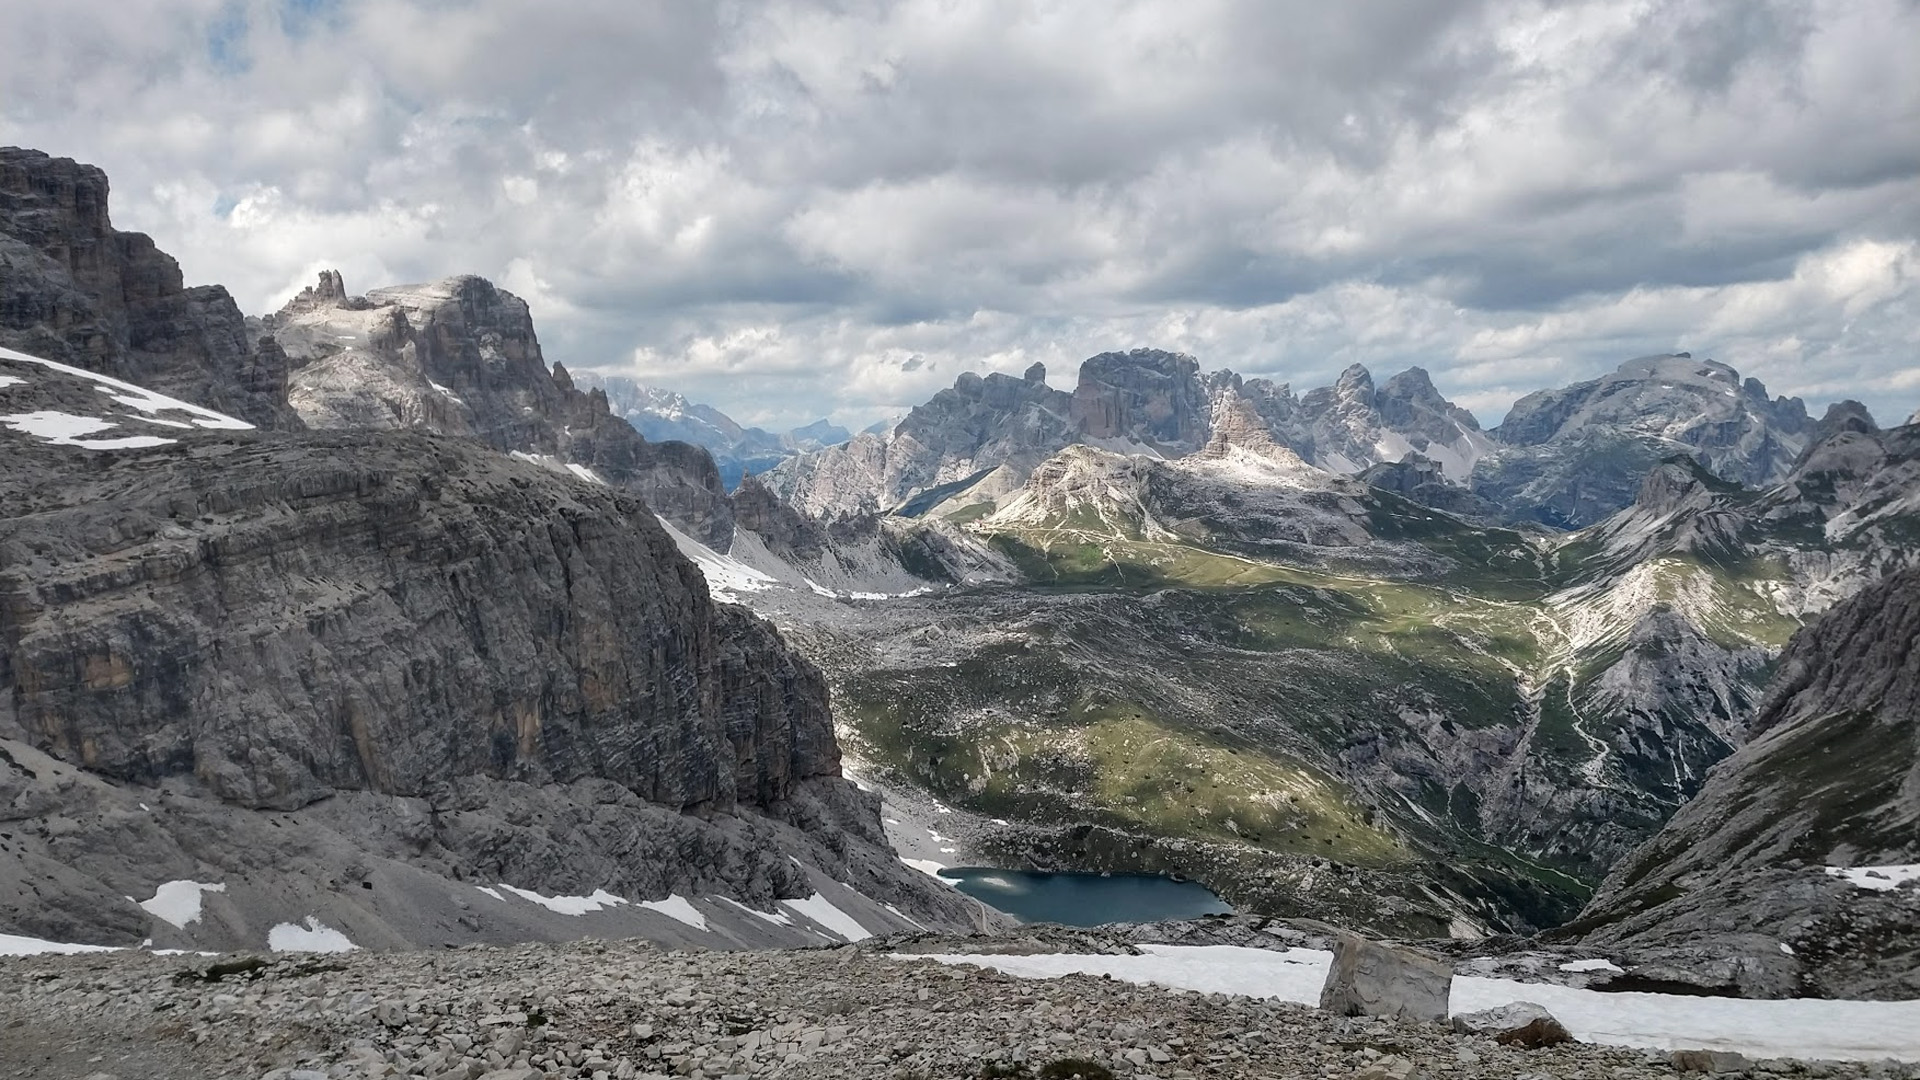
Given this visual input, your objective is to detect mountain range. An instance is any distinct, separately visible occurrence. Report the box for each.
[734,342,1918,972]
[762,347,1838,530]
[4,145,1916,1002]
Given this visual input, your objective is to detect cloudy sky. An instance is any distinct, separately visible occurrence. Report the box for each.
[2,0,1916,429]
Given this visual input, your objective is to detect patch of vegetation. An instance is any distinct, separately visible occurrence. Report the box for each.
[945,502,995,525]
[1069,704,1406,863]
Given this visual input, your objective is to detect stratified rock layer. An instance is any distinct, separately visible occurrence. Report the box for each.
[0,147,300,429]
[0,427,811,815]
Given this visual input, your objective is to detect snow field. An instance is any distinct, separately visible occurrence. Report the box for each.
[0,346,255,451]
[1824,864,1920,891]
[908,945,1920,1063]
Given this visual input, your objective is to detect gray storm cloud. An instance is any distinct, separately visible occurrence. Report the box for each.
[1,0,1914,429]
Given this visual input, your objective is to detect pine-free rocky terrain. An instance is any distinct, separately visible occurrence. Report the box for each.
[5,144,1920,1077]
[7,932,1917,1080]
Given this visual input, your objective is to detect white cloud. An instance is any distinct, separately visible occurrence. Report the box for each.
[0,0,1913,428]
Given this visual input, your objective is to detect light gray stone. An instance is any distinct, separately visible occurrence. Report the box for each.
[1450,1001,1573,1048]
[1317,935,1452,1023]
[1671,1048,1753,1073]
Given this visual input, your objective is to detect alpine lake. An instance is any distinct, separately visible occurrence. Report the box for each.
[937,867,1233,926]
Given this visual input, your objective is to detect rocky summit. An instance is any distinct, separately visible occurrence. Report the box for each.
[258,271,735,551]
[0,148,300,430]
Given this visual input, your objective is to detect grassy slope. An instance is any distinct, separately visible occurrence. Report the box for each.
[841,490,1804,930]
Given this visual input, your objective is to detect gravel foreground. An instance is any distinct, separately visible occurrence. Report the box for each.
[2,938,1909,1080]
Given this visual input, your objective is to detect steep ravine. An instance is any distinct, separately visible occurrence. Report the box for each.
[1562,565,1920,999]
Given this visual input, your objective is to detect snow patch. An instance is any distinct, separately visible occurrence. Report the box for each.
[138,880,227,930]
[653,513,778,601]
[1560,957,1625,974]
[0,410,178,449]
[266,917,357,953]
[1824,864,1920,891]
[475,886,504,902]
[900,857,950,877]
[0,375,24,388]
[637,895,709,931]
[779,893,873,942]
[712,896,795,928]
[496,884,629,916]
[0,933,121,956]
[0,346,253,431]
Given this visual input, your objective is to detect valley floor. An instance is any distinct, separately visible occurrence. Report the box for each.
[4,936,1915,1080]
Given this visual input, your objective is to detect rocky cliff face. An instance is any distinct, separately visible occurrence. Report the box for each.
[1564,566,1920,1000]
[1475,354,1815,527]
[1068,349,1211,452]
[0,433,820,815]
[0,148,299,430]
[0,351,979,950]
[262,273,736,549]
[764,362,1075,516]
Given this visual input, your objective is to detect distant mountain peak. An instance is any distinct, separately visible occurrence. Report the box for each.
[579,374,849,489]
[1815,400,1879,440]
[1611,351,1740,385]
[1333,362,1375,394]
[1487,353,1814,501]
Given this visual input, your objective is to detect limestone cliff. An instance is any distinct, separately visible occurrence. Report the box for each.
[0,147,300,429]
[0,148,981,952]
[1068,349,1211,452]
[763,362,1074,516]
[0,352,980,949]
[262,272,734,549]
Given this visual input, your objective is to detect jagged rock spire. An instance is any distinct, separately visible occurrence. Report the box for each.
[276,270,351,318]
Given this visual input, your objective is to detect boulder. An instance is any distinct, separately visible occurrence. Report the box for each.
[1317,934,1452,1022]
[1450,1001,1574,1047]
[1350,1055,1418,1080]
[1670,1049,1752,1074]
